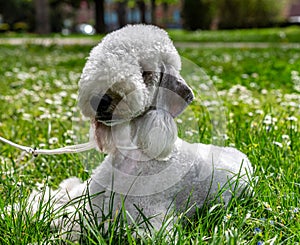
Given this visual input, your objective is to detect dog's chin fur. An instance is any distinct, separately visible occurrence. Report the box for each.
[133,109,177,160]
[93,109,177,160]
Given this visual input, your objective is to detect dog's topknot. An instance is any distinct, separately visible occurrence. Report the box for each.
[78,24,181,119]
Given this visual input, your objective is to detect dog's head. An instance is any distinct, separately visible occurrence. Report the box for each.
[78,25,194,160]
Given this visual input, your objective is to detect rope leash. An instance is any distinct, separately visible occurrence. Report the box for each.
[0,136,95,156]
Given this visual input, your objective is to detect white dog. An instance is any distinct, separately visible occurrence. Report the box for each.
[28,24,252,239]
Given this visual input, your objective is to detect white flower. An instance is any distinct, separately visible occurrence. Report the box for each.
[287,116,298,122]
[71,93,78,100]
[35,182,45,190]
[221,134,229,140]
[39,143,46,148]
[59,91,67,97]
[32,84,42,91]
[291,70,299,76]
[54,79,63,87]
[278,31,286,39]
[241,74,249,79]
[263,202,272,211]
[245,212,251,220]
[22,113,31,121]
[224,213,232,222]
[66,130,74,135]
[176,119,183,124]
[65,139,73,144]
[255,109,263,115]
[282,134,289,140]
[48,137,58,145]
[273,141,283,148]
[263,115,277,125]
[65,111,73,117]
[38,106,47,112]
[45,98,53,105]
[185,131,194,136]
[39,113,51,120]
[71,117,80,122]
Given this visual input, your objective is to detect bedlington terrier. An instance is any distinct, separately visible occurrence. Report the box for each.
[28,24,253,238]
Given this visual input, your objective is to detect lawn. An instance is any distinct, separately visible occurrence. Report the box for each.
[169,26,300,43]
[0,31,299,244]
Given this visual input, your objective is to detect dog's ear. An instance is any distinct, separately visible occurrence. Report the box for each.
[93,120,115,153]
[148,65,194,118]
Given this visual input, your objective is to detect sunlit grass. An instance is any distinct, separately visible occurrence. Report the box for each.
[169,26,300,43]
[0,42,299,244]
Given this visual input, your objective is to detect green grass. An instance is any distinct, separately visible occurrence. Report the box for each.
[169,26,300,43]
[0,38,299,244]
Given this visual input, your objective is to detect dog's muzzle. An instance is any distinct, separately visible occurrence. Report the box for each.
[91,64,194,125]
[154,64,194,118]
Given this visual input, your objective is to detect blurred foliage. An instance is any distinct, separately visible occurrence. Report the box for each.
[0,0,81,32]
[182,0,215,30]
[217,0,287,29]
[0,0,34,31]
[0,0,293,33]
[181,0,288,30]
[0,23,10,32]
[13,22,29,32]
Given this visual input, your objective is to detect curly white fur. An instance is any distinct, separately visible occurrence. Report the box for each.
[27,24,253,240]
[78,25,181,120]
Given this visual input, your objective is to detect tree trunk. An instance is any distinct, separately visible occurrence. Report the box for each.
[117,1,127,28]
[137,0,146,23]
[34,0,50,34]
[162,2,168,27]
[95,0,106,33]
[151,0,156,25]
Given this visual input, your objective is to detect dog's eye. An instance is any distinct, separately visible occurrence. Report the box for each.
[90,94,112,112]
[143,71,160,87]
[98,94,112,111]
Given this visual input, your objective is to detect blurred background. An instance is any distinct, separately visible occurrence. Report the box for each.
[0,0,300,35]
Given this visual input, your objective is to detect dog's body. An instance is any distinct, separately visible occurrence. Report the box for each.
[27,24,252,238]
[30,136,251,235]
